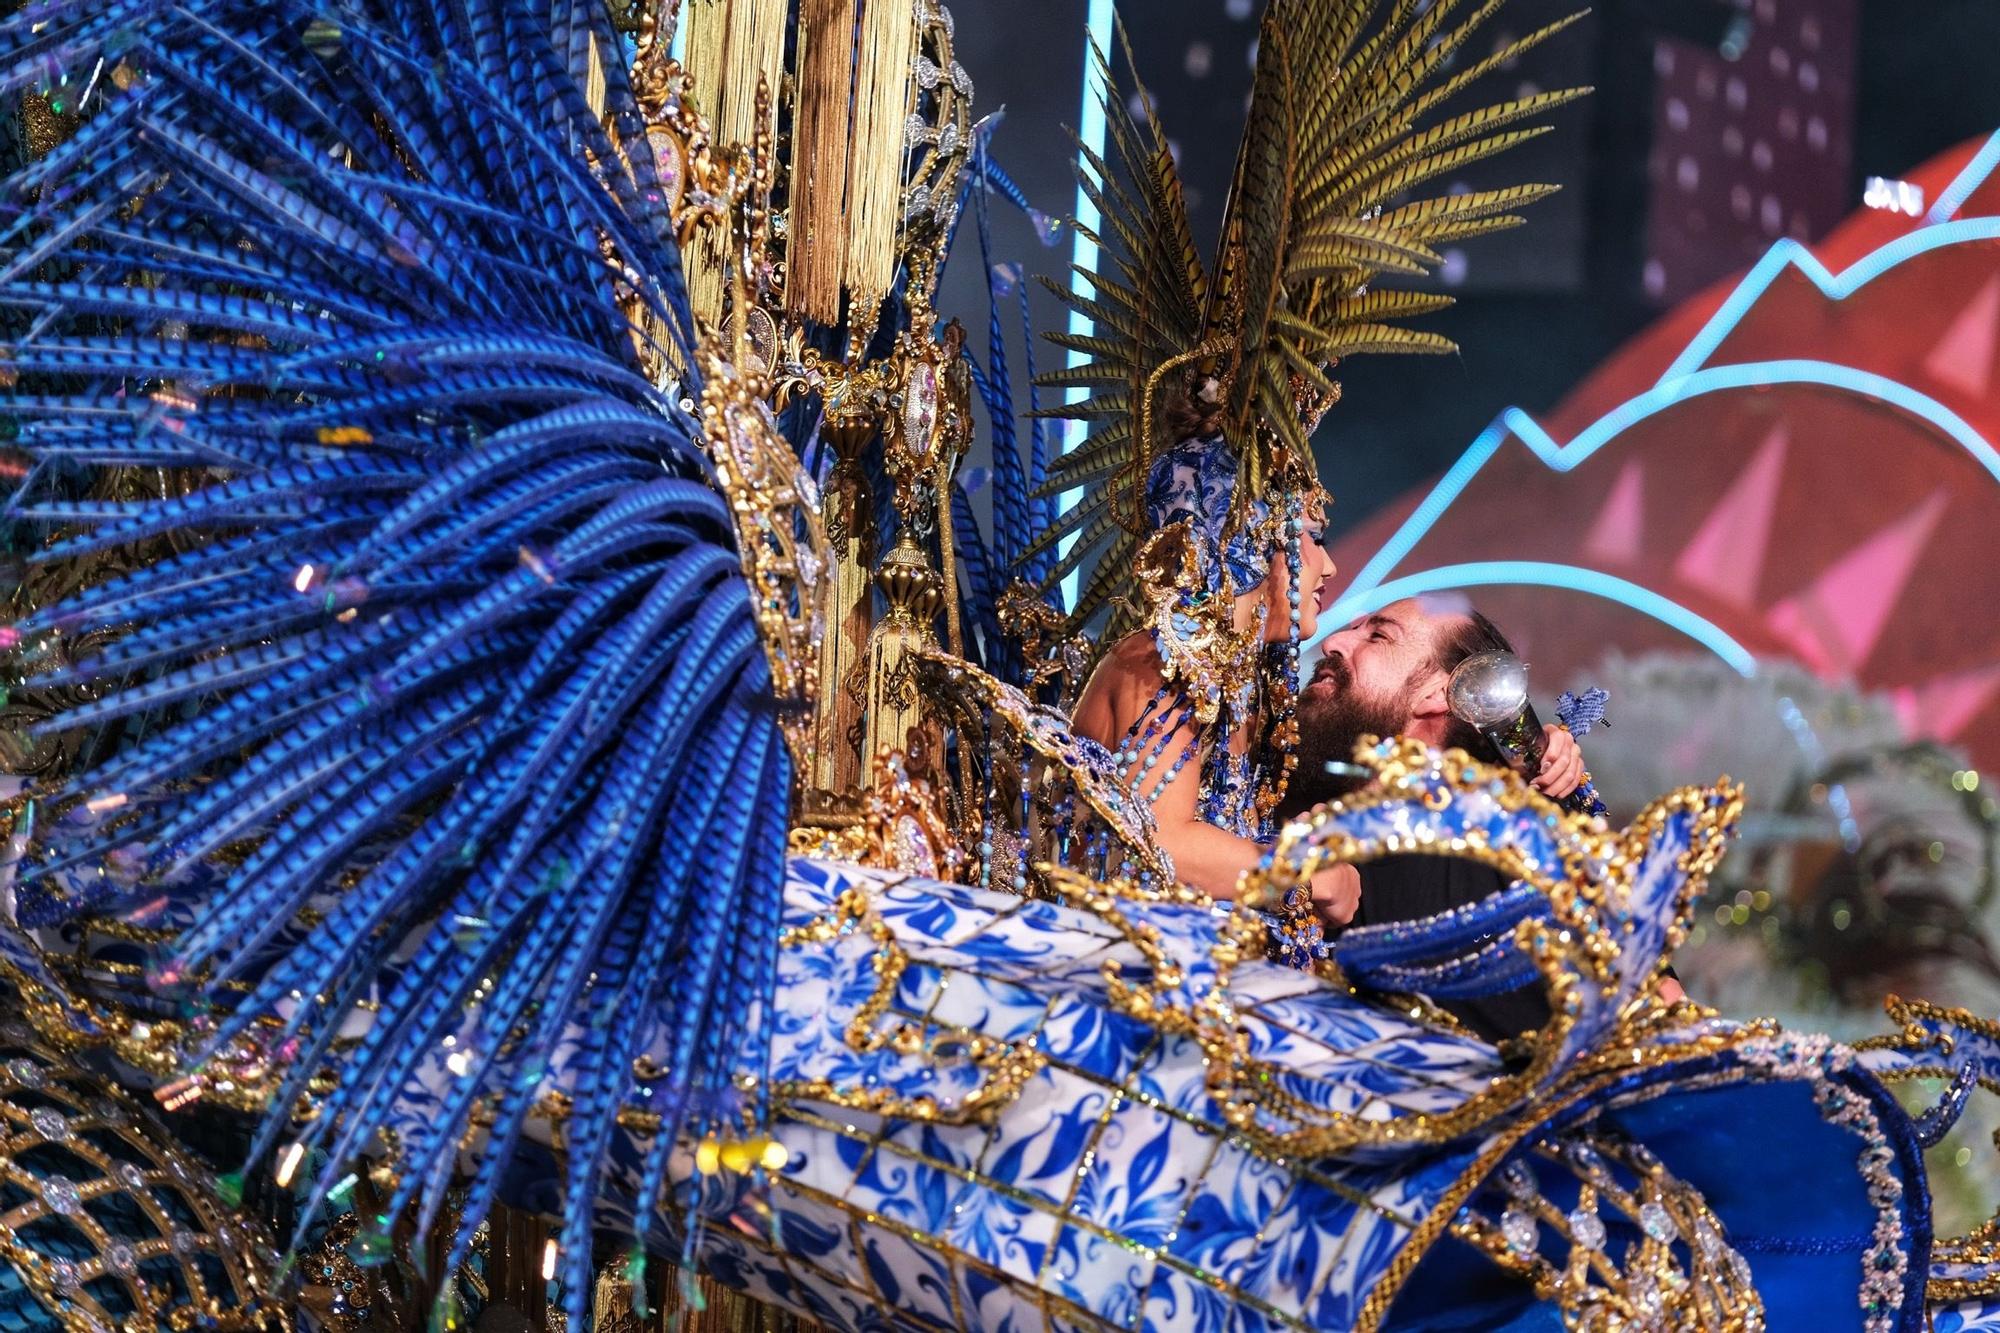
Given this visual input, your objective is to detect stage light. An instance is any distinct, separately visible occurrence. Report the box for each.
[1863,176,1925,217]
[1717,15,1752,62]
[1059,0,1118,612]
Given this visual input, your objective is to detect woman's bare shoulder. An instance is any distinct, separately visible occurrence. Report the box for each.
[1073,631,1167,744]
[1093,631,1168,695]
[1103,629,1166,674]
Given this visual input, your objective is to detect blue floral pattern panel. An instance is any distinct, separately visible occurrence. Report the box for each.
[626,851,1950,1332]
[13,748,1979,1332]
[683,855,1511,1331]
[1934,1299,2000,1332]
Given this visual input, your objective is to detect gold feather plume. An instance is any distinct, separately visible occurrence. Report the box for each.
[1033,0,1588,636]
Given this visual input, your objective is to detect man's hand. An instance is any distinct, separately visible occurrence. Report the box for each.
[1532,724,1585,800]
[1309,864,1360,930]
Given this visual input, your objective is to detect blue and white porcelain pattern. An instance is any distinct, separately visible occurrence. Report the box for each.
[9,754,1997,1329]
[1937,1300,2000,1332]
[624,757,1994,1330]
[620,844,1952,1320]
[625,839,1947,1329]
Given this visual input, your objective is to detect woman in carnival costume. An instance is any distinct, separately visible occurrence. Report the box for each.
[2,0,1998,1329]
[1029,9,1597,921]
[1057,256,1583,933]
[1068,387,1588,913]
[1068,373,1340,881]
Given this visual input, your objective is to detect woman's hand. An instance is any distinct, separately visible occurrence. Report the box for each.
[1309,863,1360,930]
[1532,725,1586,799]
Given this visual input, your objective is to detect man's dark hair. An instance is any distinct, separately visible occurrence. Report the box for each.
[1428,608,1515,677]
[1428,609,1514,764]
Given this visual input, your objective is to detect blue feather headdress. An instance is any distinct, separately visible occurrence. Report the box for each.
[0,0,788,1321]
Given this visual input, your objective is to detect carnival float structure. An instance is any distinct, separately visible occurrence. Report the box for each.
[0,0,1995,1330]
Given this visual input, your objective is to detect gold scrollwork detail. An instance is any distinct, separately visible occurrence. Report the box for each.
[1135,744,1744,1161]
[770,886,1045,1124]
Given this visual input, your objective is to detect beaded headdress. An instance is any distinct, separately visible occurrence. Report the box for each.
[1142,432,1270,596]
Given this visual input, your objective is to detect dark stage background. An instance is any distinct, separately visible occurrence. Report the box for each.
[937,0,2000,542]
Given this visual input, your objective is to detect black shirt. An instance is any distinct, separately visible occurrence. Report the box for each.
[1353,855,1550,1045]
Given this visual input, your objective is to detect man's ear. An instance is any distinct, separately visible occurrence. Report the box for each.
[1410,669,1452,722]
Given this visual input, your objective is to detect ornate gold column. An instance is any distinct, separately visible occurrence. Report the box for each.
[808,414,879,806]
[863,531,945,778]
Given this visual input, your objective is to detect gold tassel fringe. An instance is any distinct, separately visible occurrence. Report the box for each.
[785,0,861,325]
[841,0,917,326]
[679,0,789,326]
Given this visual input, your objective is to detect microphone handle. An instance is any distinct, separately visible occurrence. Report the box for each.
[1479,701,1548,773]
[1478,704,1608,818]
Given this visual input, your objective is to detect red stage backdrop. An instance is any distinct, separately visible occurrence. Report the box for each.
[1327,133,2000,772]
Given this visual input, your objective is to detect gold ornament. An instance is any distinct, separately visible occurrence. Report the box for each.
[0,1034,290,1333]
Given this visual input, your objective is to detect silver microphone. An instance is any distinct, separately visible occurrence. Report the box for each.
[1445,650,1548,775]
[1447,649,1608,816]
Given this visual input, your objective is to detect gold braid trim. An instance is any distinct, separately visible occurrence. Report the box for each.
[769,886,1046,1124]
[1188,741,1741,1159]
[1852,994,2000,1301]
[1353,1021,1774,1332]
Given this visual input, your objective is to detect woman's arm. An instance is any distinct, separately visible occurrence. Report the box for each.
[1146,724,1358,917]
[1074,637,1259,897]
[1073,634,1355,915]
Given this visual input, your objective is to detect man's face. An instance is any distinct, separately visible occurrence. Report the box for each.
[1301,598,1443,724]
[1285,599,1451,812]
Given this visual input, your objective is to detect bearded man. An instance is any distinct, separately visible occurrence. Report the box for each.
[1279,595,1683,1040]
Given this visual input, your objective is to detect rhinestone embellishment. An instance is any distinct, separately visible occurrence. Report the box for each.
[41,1176,83,1215]
[27,1106,71,1141]
[1568,1206,1607,1251]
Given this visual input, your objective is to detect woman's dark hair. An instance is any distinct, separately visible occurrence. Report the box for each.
[1160,368,1226,444]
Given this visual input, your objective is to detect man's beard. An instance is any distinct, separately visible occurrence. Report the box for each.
[1279,660,1412,818]
[1277,657,1498,820]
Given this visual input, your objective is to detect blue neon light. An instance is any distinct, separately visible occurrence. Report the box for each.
[1927,129,2000,223]
[1316,563,1760,676]
[1059,0,1116,611]
[1662,217,2000,380]
[1328,125,2000,679]
[1339,358,2000,604]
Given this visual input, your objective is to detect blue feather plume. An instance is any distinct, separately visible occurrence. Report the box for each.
[0,0,787,1322]
[949,138,1064,685]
